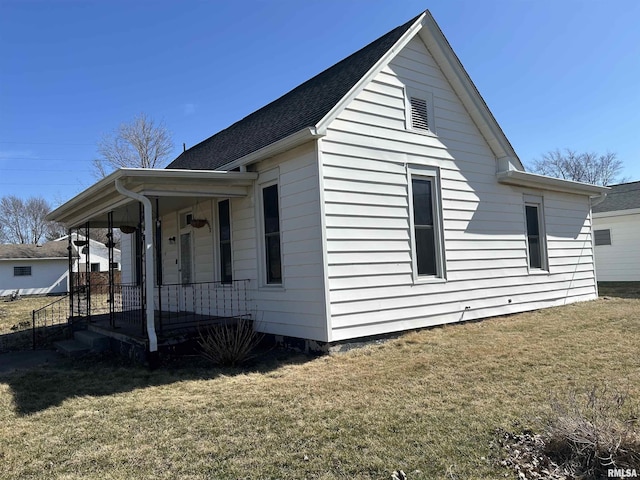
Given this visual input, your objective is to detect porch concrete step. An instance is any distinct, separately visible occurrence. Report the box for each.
[74,330,110,352]
[53,339,90,358]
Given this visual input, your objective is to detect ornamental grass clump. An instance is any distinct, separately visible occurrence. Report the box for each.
[542,386,640,479]
[197,317,264,367]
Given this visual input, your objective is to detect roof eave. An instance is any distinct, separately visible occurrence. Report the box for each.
[315,12,427,134]
[47,168,259,227]
[497,170,610,196]
[418,12,523,169]
[593,207,640,218]
[215,127,324,171]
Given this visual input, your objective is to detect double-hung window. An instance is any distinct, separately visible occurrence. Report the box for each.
[524,195,547,271]
[262,183,282,285]
[409,167,445,280]
[218,199,232,284]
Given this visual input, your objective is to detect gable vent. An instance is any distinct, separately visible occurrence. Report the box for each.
[410,97,429,131]
[594,229,611,246]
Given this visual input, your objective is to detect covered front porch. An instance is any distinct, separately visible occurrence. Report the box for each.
[47,168,258,353]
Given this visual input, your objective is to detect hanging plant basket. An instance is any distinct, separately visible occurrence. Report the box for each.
[104,240,116,249]
[190,218,209,229]
[119,225,136,234]
[73,240,88,247]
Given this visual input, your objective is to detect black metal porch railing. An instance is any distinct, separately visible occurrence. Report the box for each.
[77,279,251,337]
[32,294,70,349]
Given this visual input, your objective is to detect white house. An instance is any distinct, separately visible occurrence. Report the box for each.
[592,181,640,281]
[0,242,72,296]
[47,10,608,354]
[55,233,121,273]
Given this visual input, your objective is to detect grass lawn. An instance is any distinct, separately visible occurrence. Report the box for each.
[1,290,639,479]
[0,296,64,351]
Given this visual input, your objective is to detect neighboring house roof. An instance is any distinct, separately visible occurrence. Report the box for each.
[167,13,422,171]
[0,242,74,260]
[592,181,640,213]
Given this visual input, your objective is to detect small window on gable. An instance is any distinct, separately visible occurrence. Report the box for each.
[410,97,429,131]
[594,229,611,246]
[406,88,434,134]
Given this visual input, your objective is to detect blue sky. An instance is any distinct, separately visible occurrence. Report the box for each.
[1,0,639,206]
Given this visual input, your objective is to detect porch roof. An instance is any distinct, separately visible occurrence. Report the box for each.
[47,168,258,228]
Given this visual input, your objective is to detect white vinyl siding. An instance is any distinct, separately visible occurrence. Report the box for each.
[320,35,597,342]
[0,259,69,296]
[593,211,640,281]
[218,143,327,341]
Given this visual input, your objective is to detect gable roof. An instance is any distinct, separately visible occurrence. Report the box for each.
[0,242,73,260]
[167,13,423,171]
[592,181,640,213]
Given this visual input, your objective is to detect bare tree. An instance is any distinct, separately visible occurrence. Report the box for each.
[92,112,174,178]
[529,149,626,186]
[0,195,56,244]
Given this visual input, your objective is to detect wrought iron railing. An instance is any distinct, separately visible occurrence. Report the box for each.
[32,294,70,349]
[75,280,251,337]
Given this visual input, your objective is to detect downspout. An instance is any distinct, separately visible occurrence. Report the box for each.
[115,178,158,353]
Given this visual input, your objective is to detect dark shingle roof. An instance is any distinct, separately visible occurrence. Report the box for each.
[167,13,422,171]
[593,181,640,213]
[0,242,72,260]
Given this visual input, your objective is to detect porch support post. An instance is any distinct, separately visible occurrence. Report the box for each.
[68,228,74,319]
[115,179,158,352]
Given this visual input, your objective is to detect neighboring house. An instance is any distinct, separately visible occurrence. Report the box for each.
[55,233,121,273]
[592,181,640,281]
[47,11,608,354]
[0,242,73,296]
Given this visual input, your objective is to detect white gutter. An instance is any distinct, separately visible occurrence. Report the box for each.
[497,169,610,196]
[115,178,158,353]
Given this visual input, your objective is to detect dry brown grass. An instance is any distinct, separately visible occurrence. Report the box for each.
[0,292,638,479]
[0,296,63,351]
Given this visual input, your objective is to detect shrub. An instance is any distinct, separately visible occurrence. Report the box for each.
[197,317,264,367]
[543,386,640,479]
[497,387,640,479]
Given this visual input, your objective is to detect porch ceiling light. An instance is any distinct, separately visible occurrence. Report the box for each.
[119,225,136,234]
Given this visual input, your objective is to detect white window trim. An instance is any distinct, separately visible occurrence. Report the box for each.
[407,165,446,283]
[404,86,436,136]
[523,194,549,274]
[256,168,284,289]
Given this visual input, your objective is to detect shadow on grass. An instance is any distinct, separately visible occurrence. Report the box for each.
[1,345,316,416]
[598,282,640,299]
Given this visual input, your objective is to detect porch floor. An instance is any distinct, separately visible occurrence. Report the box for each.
[82,311,246,347]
